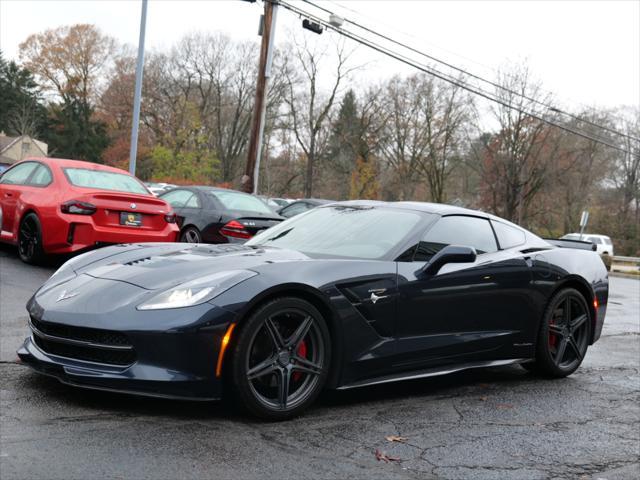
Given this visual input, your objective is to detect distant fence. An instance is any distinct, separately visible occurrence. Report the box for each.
[612,255,640,264]
[611,255,640,275]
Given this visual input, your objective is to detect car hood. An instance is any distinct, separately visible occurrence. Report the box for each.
[73,243,309,290]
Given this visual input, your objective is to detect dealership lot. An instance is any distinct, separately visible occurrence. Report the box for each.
[1,245,638,479]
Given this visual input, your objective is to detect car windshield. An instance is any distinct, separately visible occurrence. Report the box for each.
[208,190,273,214]
[64,168,148,194]
[247,206,427,259]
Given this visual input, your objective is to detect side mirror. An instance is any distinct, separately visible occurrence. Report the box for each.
[419,245,477,277]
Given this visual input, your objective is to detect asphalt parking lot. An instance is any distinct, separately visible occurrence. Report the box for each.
[1,244,639,480]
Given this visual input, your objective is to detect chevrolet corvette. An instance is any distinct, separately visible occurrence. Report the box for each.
[18,201,609,420]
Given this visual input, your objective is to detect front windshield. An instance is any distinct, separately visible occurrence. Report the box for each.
[247,206,427,259]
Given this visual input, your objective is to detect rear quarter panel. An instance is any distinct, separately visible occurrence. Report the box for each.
[530,248,608,343]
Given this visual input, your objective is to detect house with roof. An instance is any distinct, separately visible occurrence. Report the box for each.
[0,132,48,172]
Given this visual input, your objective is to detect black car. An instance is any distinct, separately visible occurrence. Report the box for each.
[159,186,283,243]
[18,201,608,420]
[277,198,333,218]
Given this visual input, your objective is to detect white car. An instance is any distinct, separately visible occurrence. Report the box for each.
[561,233,614,256]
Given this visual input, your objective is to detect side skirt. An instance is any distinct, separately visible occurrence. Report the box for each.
[337,358,529,390]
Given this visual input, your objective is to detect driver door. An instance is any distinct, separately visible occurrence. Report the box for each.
[395,215,533,370]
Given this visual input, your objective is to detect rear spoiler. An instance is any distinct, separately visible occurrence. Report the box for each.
[544,238,597,251]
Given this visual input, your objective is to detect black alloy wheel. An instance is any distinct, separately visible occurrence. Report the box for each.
[231,297,331,420]
[527,288,591,377]
[180,226,202,243]
[18,213,45,264]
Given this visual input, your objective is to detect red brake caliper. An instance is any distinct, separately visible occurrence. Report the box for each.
[292,340,307,382]
[549,320,557,348]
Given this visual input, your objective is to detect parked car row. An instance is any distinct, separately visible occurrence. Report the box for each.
[144,181,177,196]
[0,157,332,264]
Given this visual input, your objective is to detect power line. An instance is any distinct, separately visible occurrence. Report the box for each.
[277,0,632,155]
[300,0,639,144]
[322,0,636,128]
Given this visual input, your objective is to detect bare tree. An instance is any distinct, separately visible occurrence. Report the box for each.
[378,74,472,202]
[476,64,556,224]
[19,24,116,104]
[284,36,357,197]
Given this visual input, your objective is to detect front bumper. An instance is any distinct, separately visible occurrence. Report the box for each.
[18,298,237,401]
[18,337,221,400]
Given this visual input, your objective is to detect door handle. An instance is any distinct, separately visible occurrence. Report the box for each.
[4,192,13,197]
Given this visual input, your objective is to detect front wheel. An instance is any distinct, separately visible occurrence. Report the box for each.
[18,213,45,264]
[230,297,331,420]
[528,288,591,377]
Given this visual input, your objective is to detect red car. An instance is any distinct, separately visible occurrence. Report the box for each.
[0,157,179,263]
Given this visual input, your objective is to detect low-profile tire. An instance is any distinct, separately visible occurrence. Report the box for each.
[180,226,201,243]
[18,213,45,264]
[230,297,331,421]
[527,288,591,378]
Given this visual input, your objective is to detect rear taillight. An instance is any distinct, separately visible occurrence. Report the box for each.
[61,200,97,215]
[164,213,177,223]
[220,220,252,239]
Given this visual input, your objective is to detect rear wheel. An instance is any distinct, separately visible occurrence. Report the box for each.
[230,297,331,420]
[528,288,591,377]
[180,226,201,243]
[18,213,45,264]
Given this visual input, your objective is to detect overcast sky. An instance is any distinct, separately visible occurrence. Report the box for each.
[1,0,638,111]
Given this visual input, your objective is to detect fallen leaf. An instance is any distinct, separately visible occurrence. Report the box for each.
[479,396,488,401]
[385,435,408,443]
[496,403,514,409]
[375,449,400,463]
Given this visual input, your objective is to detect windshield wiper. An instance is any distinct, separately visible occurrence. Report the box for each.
[265,228,294,243]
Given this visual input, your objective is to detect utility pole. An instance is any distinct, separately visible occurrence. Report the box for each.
[129,0,148,175]
[242,0,278,194]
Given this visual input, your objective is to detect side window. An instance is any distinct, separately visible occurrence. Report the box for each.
[28,165,53,186]
[0,162,38,185]
[492,220,526,249]
[415,216,498,262]
[161,190,192,208]
[184,193,201,208]
[280,202,308,218]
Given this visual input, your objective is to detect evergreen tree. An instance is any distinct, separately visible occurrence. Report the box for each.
[0,50,46,137]
[42,100,109,163]
[327,89,365,175]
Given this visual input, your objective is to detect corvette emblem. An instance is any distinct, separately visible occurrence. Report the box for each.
[369,289,389,304]
[130,203,137,209]
[56,290,79,302]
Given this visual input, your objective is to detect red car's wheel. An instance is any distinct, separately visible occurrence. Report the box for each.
[18,213,45,264]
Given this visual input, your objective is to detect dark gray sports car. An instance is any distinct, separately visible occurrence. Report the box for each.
[18,201,608,420]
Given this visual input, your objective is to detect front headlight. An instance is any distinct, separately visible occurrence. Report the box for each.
[136,270,256,311]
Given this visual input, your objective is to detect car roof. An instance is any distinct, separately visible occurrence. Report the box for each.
[331,199,493,217]
[293,198,333,205]
[180,185,251,195]
[21,157,133,175]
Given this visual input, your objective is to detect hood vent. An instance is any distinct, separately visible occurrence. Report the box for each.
[124,257,153,266]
